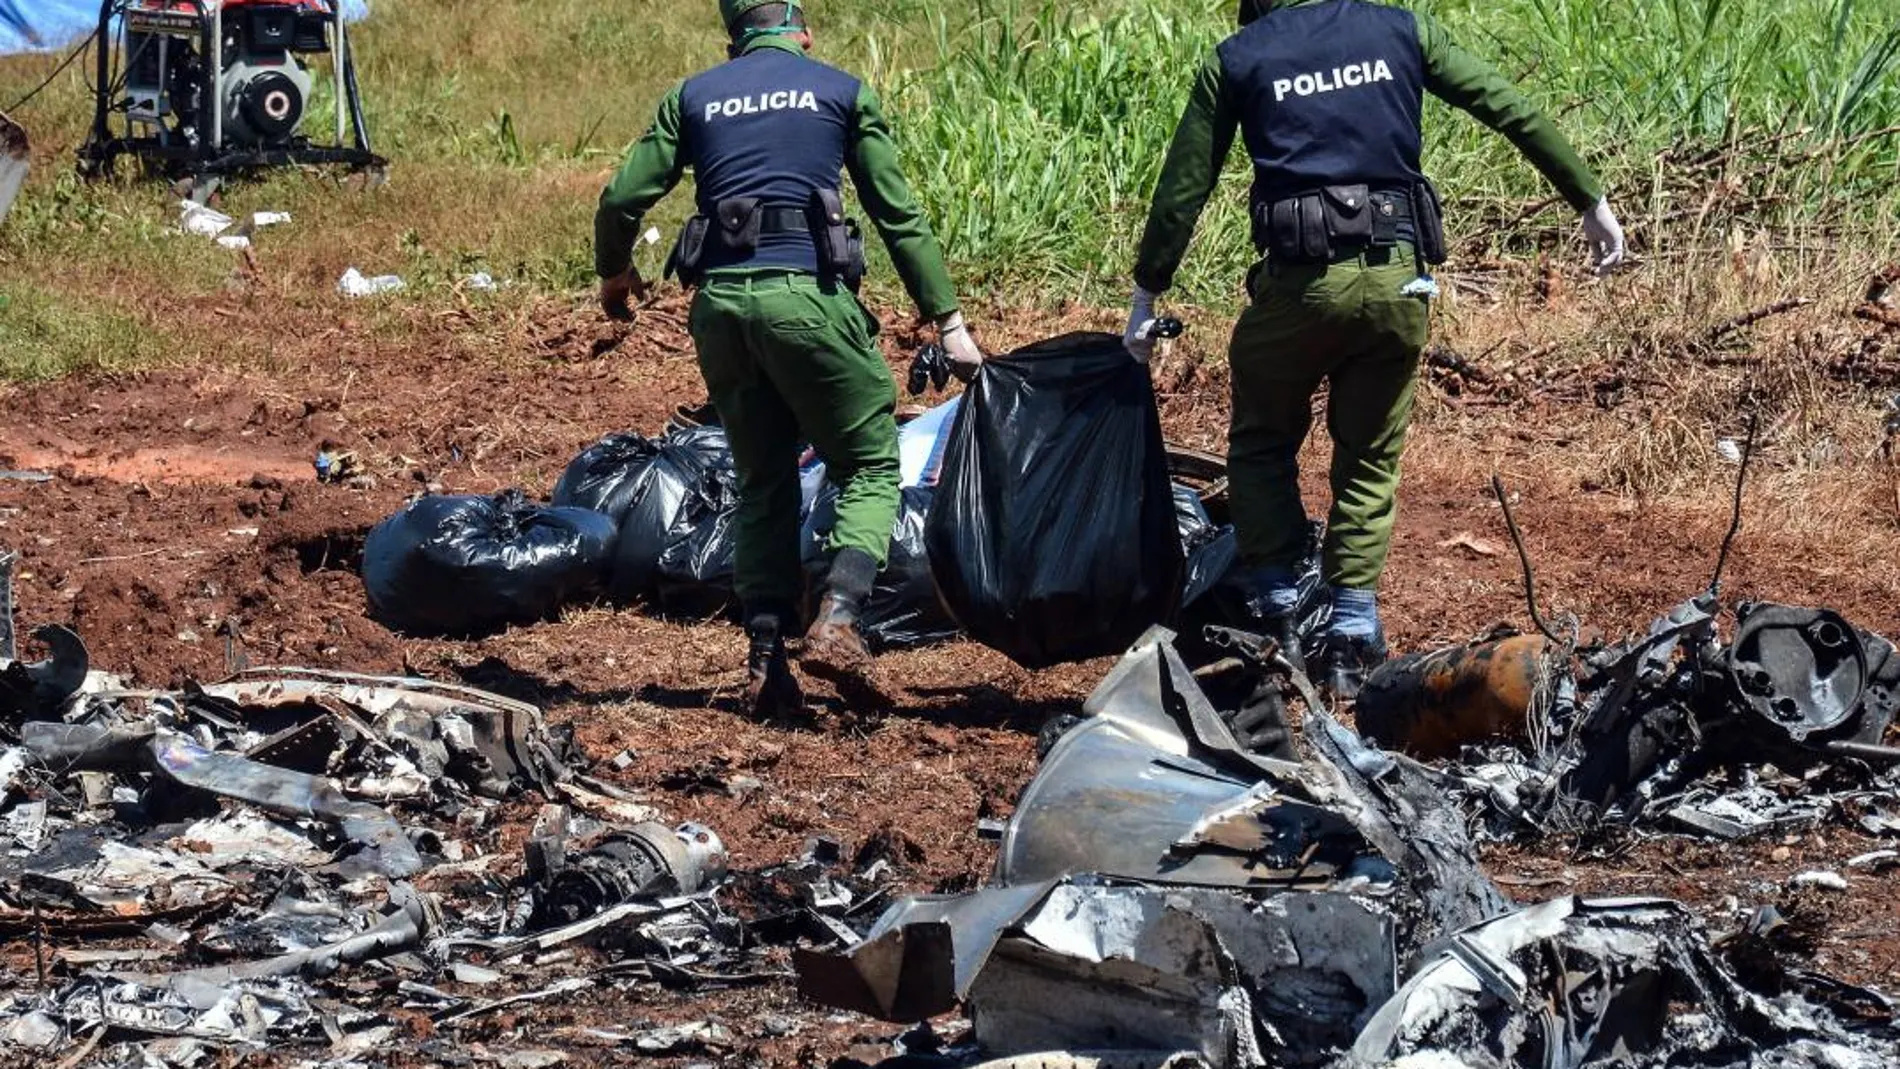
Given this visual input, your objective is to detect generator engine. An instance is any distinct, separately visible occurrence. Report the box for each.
[80,0,381,187]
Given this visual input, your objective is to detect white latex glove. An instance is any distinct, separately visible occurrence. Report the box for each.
[1582,197,1625,274]
[937,311,984,382]
[1123,285,1160,363]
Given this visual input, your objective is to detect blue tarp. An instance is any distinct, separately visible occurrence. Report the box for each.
[0,0,97,55]
[1,1,369,56]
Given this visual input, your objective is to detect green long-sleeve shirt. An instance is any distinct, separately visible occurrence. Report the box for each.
[1133,0,1605,294]
[595,37,959,319]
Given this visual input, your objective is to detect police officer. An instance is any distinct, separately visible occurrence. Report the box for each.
[1125,0,1624,698]
[595,0,982,716]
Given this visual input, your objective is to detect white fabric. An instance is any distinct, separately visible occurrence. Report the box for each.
[898,397,960,487]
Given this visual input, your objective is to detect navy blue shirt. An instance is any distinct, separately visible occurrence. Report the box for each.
[1217,0,1427,205]
[678,46,862,273]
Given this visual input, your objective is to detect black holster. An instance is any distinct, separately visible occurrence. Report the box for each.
[810,189,866,291]
[1410,178,1447,266]
[667,196,763,289]
[716,196,764,254]
[667,191,867,291]
[665,214,712,287]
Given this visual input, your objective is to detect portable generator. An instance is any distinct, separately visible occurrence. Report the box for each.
[77,0,382,189]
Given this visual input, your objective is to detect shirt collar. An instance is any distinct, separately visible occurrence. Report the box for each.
[739,34,806,57]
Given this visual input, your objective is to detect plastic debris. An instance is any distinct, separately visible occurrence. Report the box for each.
[176,203,290,251]
[1790,870,1849,891]
[338,267,405,297]
[178,200,234,237]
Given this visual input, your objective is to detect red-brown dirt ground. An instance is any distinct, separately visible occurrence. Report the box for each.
[0,290,1894,1064]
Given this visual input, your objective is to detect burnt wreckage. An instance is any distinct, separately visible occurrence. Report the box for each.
[0,567,775,1062]
[1349,469,1900,843]
[0,534,1895,1066]
[1353,593,1900,843]
[796,628,1900,1068]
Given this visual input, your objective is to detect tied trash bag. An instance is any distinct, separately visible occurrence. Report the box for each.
[803,485,957,650]
[927,331,1183,668]
[607,426,737,603]
[362,490,617,636]
[551,432,663,524]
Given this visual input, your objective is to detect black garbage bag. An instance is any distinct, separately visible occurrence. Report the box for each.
[551,432,663,524]
[1178,520,1331,664]
[654,490,740,619]
[362,490,618,636]
[926,331,1183,668]
[1173,482,1229,607]
[607,425,738,603]
[803,484,958,651]
[1173,481,1213,541]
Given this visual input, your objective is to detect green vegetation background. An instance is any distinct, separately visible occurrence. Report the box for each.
[0,0,1896,374]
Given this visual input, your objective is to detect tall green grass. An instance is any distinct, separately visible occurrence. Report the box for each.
[871,0,1251,302]
[879,0,1900,302]
[866,0,1231,300]
[1,0,1895,314]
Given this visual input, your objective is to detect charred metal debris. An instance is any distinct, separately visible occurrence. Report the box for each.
[1346,462,1900,844]
[795,627,1900,1069]
[1,543,1896,1067]
[1355,594,1900,843]
[0,596,906,1066]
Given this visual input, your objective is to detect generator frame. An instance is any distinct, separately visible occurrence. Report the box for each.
[76,0,383,187]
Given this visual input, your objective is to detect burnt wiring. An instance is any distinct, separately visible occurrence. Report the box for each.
[1708,411,1759,599]
[1490,475,1579,765]
[1491,474,1573,647]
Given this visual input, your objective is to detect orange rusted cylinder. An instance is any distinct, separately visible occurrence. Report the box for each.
[1352,635,1551,758]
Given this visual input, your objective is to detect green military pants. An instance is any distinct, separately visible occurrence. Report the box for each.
[689,271,901,612]
[1227,245,1430,590]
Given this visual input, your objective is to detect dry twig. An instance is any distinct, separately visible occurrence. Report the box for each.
[1705,298,1814,345]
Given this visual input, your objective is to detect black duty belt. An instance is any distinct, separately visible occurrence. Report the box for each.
[1252,184,1422,266]
[757,206,813,235]
[1367,189,1414,225]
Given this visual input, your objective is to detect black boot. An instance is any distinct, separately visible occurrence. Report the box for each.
[1322,629,1388,702]
[1241,575,1308,676]
[799,549,892,708]
[743,610,803,719]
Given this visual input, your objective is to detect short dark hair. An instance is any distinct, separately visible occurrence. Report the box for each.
[732,2,805,35]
